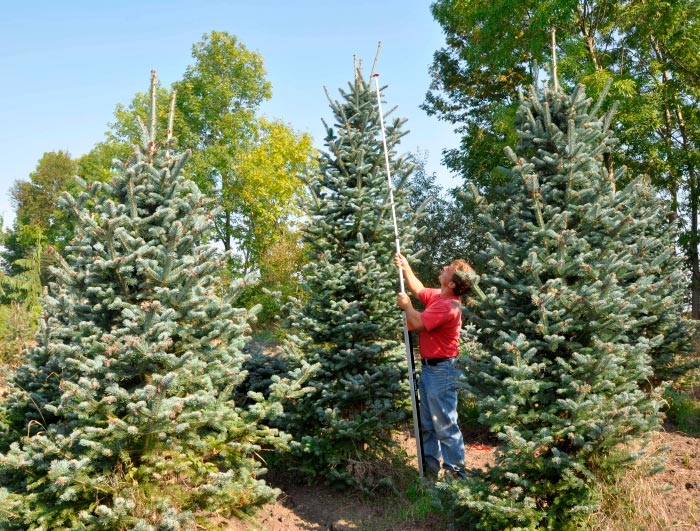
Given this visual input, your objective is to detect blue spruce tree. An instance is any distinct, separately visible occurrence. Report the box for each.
[279,66,423,488]
[0,72,291,530]
[452,78,689,528]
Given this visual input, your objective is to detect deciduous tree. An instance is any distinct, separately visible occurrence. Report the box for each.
[427,0,700,315]
[403,151,484,283]
[4,151,79,267]
[108,31,315,276]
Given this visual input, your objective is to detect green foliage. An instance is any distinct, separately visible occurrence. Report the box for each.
[235,203,312,329]
[0,78,300,530]
[403,151,486,284]
[107,32,316,277]
[664,389,700,436]
[216,117,316,275]
[361,478,447,529]
[0,303,33,368]
[450,79,681,528]
[77,140,131,185]
[277,68,423,488]
[3,151,82,273]
[427,0,700,317]
[9,150,79,247]
[0,244,43,368]
[240,348,291,399]
[457,328,488,433]
[456,394,480,431]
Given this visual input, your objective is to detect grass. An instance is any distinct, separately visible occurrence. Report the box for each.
[665,388,700,436]
[355,478,449,531]
[583,467,699,531]
[582,376,700,531]
[583,466,664,530]
[582,368,700,529]
[397,480,446,521]
[579,429,699,531]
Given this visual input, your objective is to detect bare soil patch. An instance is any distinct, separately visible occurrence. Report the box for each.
[226,429,699,531]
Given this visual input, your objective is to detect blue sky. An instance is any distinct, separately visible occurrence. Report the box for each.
[0,1,460,226]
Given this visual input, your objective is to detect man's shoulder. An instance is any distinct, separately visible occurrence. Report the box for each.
[420,290,461,312]
[419,287,441,296]
[419,287,441,304]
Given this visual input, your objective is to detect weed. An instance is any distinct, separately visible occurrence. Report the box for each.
[356,478,447,531]
[664,389,700,436]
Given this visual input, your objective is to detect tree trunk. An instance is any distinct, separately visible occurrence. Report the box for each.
[690,166,700,319]
[674,105,699,318]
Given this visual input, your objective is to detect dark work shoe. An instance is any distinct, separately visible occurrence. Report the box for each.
[440,468,466,481]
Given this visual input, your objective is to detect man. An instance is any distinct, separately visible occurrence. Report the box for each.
[394,252,474,479]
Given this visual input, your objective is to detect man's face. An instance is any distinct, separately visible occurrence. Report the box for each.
[439,264,456,287]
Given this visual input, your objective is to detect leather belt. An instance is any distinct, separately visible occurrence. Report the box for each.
[421,357,453,366]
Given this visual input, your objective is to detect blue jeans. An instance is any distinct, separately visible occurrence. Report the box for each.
[418,358,466,477]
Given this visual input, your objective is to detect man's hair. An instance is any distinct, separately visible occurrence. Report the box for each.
[451,260,474,297]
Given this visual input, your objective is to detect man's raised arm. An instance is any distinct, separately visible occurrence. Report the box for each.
[394,253,424,297]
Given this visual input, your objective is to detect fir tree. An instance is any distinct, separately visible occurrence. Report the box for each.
[0,244,43,367]
[0,72,292,530]
[453,79,688,528]
[279,67,422,487]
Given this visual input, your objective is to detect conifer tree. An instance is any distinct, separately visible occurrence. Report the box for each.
[279,67,422,487]
[0,72,292,531]
[453,78,687,528]
[0,244,43,367]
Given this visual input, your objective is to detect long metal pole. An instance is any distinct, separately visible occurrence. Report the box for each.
[372,73,424,478]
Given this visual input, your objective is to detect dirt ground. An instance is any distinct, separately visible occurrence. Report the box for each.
[225,430,700,531]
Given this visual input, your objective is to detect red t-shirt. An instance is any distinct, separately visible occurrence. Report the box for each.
[417,288,462,359]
